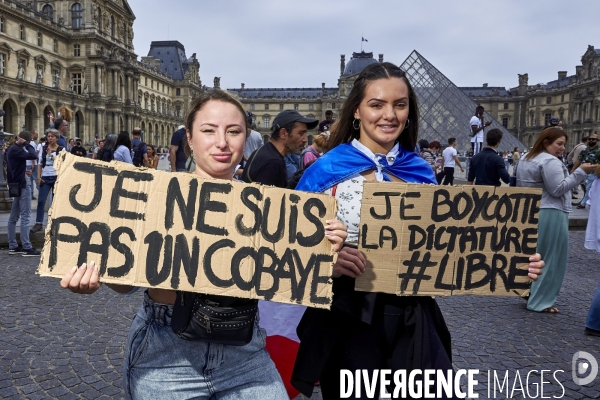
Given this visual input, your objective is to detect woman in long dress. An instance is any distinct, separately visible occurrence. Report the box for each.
[517,128,596,313]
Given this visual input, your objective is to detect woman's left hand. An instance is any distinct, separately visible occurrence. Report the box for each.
[528,253,545,280]
[325,219,347,253]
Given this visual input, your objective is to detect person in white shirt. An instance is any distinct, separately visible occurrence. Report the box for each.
[441,137,464,185]
[28,130,39,199]
[470,106,491,155]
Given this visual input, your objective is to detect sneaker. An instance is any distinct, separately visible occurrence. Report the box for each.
[30,224,43,234]
[9,246,25,255]
[22,248,41,257]
[585,327,600,337]
[576,204,586,209]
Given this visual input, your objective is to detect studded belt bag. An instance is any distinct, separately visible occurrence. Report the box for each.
[171,291,258,346]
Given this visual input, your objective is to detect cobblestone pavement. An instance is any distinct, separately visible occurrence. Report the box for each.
[0,232,599,399]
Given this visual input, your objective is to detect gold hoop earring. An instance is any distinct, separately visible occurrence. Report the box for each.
[352,118,361,130]
[404,119,410,130]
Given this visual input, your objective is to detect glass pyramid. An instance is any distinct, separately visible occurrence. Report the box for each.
[400,50,526,154]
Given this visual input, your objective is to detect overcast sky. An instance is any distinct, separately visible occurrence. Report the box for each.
[128,0,600,91]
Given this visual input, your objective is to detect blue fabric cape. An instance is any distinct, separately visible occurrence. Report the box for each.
[296,142,436,192]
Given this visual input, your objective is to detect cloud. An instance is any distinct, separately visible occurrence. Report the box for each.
[129,0,600,90]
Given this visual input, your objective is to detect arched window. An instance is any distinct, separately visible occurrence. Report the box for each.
[42,4,54,21]
[71,3,82,29]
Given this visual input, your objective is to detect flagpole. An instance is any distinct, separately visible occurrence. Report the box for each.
[361,35,363,51]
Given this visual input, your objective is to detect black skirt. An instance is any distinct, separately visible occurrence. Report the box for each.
[291,276,453,398]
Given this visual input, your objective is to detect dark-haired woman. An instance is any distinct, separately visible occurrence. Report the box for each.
[96,134,117,162]
[292,62,546,399]
[114,131,133,164]
[60,89,348,399]
[517,128,596,314]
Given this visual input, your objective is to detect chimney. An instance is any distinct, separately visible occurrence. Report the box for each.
[340,55,346,76]
[241,83,245,89]
[558,71,567,80]
[483,83,488,88]
[576,65,583,76]
[378,54,384,63]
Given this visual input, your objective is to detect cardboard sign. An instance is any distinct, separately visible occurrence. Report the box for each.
[355,182,542,297]
[37,153,338,309]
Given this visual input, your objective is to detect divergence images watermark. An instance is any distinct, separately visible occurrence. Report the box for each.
[338,351,598,399]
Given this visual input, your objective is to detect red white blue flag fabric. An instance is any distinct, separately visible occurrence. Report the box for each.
[259,301,306,399]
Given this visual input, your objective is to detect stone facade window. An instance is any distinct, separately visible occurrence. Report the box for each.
[71,3,82,29]
[332,103,336,109]
[309,104,314,111]
[52,69,59,87]
[72,73,82,94]
[0,53,5,76]
[37,32,43,46]
[0,17,4,33]
[73,44,80,56]
[20,25,25,40]
[110,16,115,37]
[503,103,508,110]
[53,38,58,52]
[265,104,269,110]
[502,117,508,128]
[42,4,54,21]
[546,96,552,105]
[250,104,254,110]
[561,94,565,102]
[279,104,283,110]
[294,104,299,110]
[544,113,552,126]
[176,88,181,96]
[263,117,269,129]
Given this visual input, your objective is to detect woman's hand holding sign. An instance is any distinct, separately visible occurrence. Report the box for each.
[332,247,366,279]
[60,261,102,294]
[325,219,347,253]
[528,253,544,281]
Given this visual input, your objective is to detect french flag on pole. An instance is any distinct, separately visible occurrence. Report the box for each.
[362,37,368,42]
[259,301,306,398]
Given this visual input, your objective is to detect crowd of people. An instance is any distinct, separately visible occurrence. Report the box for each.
[3,61,597,398]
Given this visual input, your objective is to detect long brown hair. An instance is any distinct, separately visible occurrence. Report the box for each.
[525,127,568,160]
[328,62,419,152]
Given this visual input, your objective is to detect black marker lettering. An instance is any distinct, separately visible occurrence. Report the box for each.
[165,177,198,230]
[110,170,153,220]
[69,163,118,212]
[107,226,136,278]
[196,182,232,236]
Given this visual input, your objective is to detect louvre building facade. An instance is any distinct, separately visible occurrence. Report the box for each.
[0,0,201,146]
[230,47,600,154]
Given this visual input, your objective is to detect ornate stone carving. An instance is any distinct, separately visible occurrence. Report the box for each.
[36,66,43,84]
[16,60,24,80]
[213,77,220,89]
[518,73,528,86]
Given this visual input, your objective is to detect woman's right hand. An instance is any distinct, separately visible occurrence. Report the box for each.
[60,261,102,294]
[580,163,598,174]
[332,246,366,278]
[37,178,43,185]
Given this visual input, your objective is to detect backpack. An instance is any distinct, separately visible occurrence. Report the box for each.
[132,140,146,167]
[298,146,320,171]
[41,144,64,168]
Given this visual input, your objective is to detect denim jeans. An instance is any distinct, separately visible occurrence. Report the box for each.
[586,282,600,331]
[36,175,57,224]
[30,166,38,197]
[581,173,597,206]
[123,292,287,400]
[8,185,33,250]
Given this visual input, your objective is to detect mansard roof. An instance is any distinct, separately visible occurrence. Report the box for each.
[147,41,188,80]
[229,88,338,99]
